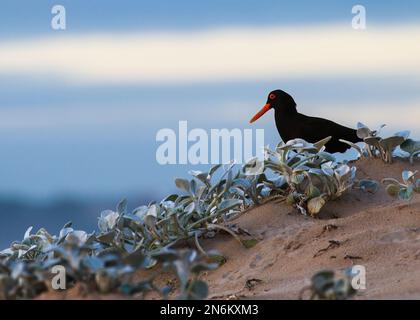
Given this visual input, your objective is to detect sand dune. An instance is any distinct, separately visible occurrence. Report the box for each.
[201,158,420,299]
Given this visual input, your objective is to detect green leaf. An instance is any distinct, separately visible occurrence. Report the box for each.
[291,173,305,185]
[411,151,420,164]
[191,262,218,274]
[162,194,179,202]
[116,198,127,215]
[185,202,195,214]
[23,226,33,240]
[190,179,197,195]
[123,248,151,268]
[195,185,207,201]
[286,192,297,205]
[381,177,401,185]
[313,136,332,151]
[242,238,258,249]
[189,280,209,300]
[415,179,420,193]
[82,256,104,272]
[62,221,73,229]
[232,178,252,190]
[307,196,326,216]
[364,137,381,148]
[339,139,363,156]
[144,205,158,228]
[385,184,400,197]
[229,186,245,199]
[306,184,321,199]
[96,230,116,244]
[358,179,379,193]
[206,253,227,265]
[402,170,417,184]
[379,136,405,153]
[398,186,413,201]
[271,176,287,189]
[317,152,336,162]
[189,170,209,185]
[174,266,191,290]
[334,164,351,179]
[152,248,180,262]
[223,170,234,193]
[259,186,271,198]
[217,199,243,213]
[356,125,372,139]
[160,286,172,297]
[311,270,335,293]
[400,139,420,155]
[208,164,222,178]
[175,178,190,193]
[321,165,334,176]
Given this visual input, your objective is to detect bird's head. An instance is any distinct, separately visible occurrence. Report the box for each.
[249,89,297,123]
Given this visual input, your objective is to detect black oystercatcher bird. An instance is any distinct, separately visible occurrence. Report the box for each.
[249,90,361,153]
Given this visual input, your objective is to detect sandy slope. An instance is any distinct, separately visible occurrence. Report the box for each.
[200,158,420,299]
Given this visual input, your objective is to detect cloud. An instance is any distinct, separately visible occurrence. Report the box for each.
[0,24,420,84]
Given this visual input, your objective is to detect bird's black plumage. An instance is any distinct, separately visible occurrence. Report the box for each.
[250,90,361,153]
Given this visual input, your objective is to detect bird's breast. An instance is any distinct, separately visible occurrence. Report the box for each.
[274,112,300,142]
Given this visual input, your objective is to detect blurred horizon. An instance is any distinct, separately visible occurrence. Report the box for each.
[1,0,420,246]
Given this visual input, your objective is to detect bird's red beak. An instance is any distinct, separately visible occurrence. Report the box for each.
[249,103,271,123]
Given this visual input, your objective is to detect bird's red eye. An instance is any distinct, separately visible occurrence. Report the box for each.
[269,93,276,100]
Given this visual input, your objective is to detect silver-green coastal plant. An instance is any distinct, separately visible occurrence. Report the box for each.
[0,137,375,299]
[263,137,358,216]
[0,164,255,299]
[118,163,257,254]
[0,220,217,300]
[0,162,257,299]
[340,122,419,164]
[382,170,420,201]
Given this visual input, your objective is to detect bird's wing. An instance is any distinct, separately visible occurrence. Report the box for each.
[297,115,359,143]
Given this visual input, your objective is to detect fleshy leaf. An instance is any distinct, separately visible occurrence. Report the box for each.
[358,179,379,194]
[175,178,190,193]
[398,186,413,201]
[385,184,400,197]
[402,170,417,184]
[189,280,209,300]
[400,139,420,155]
[307,196,326,216]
